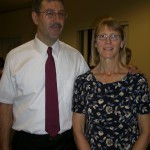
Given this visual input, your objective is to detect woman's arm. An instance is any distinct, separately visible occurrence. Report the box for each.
[132,114,150,150]
[72,112,91,150]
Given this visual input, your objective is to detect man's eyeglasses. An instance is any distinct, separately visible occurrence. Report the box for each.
[96,34,121,41]
[37,9,67,19]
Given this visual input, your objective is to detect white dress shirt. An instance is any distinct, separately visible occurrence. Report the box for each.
[0,35,89,134]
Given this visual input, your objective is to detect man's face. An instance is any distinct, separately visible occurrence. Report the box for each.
[32,0,66,45]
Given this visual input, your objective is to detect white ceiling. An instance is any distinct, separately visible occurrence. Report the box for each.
[0,0,32,12]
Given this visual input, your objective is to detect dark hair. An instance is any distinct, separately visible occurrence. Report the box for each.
[0,57,4,69]
[92,17,126,66]
[32,0,65,13]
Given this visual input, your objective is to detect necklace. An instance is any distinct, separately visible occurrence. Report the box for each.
[105,71,112,76]
[102,73,113,83]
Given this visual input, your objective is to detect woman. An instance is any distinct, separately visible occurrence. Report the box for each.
[72,18,150,150]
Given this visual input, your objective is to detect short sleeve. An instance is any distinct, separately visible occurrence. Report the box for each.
[72,75,86,114]
[136,75,150,114]
[0,54,16,104]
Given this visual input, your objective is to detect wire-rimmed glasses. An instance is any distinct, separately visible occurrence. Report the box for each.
[96,34,121,41]
[37,9,68,19]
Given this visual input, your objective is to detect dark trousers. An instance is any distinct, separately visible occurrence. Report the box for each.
[12,129,77,150]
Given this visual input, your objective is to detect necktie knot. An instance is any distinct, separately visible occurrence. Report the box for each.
[47,47,52,56]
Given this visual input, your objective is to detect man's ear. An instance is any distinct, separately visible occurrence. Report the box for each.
[32,12,38,25]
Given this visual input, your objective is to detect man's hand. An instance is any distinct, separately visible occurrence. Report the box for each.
[128,65,139,74]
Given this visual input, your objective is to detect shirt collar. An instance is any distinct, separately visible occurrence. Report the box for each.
[34,34,60,57]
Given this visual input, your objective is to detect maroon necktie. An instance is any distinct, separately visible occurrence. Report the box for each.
[45,47,60,136]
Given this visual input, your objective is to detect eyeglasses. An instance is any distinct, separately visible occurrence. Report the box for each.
[96,34,121,41]
[37,9,67,19]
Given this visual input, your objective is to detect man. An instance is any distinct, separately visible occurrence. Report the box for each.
[0,0,89,150]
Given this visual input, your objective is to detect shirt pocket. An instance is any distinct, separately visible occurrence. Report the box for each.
[14,62,45,96]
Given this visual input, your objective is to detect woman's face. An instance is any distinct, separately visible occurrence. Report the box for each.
[95,25,124,61]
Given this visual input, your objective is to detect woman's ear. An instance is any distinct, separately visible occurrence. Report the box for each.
[120,41,124,48]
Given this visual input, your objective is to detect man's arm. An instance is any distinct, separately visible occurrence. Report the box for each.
[0,103,13,150]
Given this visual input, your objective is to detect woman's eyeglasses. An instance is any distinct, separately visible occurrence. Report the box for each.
[96,34,121,41]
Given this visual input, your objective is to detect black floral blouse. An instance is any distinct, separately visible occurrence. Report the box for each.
[72,71,150,150]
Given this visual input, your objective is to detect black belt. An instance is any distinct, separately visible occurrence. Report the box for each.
[15,129,72,141]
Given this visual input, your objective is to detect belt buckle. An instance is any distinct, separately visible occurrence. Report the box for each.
[48,134,60,141]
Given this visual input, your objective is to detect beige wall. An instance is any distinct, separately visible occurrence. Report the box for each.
[0,0,150,83]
